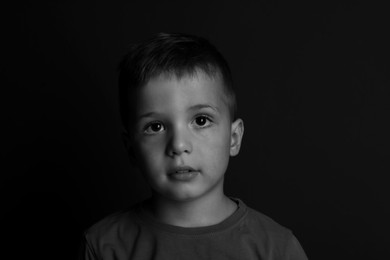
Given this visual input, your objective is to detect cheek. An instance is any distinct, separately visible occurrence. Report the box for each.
[207,140,230,177]
[136,139,165,166]
[202,127,231,157]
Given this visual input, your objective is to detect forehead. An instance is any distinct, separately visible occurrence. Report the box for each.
[133,71,228,115]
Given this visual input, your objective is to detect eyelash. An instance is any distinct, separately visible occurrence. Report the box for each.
[142,114,214,135]
[143,121,165,134]
[193,114,213,128]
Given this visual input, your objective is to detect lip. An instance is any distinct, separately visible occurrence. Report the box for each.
[168,166,199,181]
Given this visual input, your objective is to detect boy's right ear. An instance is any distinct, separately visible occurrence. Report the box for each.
[121,127,137,164]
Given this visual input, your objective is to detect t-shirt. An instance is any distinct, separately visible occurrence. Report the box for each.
[79,198,308,260]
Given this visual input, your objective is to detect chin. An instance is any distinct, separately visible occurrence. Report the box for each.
[166,192,201,202]
[160,187,206,203]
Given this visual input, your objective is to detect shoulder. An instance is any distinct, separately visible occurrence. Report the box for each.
[245,205,292,236]
[80,204,147,259]
[234,198,291,236]
[84,204,142,246]
[237,200,308,259]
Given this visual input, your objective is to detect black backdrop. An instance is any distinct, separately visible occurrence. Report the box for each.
[2,1,389,259]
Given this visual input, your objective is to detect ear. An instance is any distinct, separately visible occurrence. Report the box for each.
[230,118,244,157]
[121,127,137,165]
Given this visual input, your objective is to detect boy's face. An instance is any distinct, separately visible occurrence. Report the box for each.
[129,71,243,202]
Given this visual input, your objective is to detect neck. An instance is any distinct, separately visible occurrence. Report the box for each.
[143,192,237,228]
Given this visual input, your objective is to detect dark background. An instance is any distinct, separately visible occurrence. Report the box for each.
[2,0,389,259]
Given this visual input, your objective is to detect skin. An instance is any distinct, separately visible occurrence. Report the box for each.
[128,71,244,227]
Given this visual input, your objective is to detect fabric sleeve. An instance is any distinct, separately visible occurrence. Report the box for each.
[78,234,99,260]
[284,233,308,260]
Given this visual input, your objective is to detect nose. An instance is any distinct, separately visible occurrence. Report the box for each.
[166,125,192,157]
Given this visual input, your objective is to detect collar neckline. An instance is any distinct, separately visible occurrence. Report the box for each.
[135,197,247,235]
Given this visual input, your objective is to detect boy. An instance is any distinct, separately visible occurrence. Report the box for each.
[79,33,308,260]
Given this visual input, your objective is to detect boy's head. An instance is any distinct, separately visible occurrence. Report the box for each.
[118,32,237,131]
[118,33,244,202]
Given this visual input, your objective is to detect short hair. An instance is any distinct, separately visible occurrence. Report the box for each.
[118,32,237,130]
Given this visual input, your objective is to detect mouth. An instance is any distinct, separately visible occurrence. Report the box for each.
[170,166,196,174]
[168,166,199,181]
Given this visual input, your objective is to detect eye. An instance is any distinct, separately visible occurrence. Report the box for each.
[144,122,165,134]
[193,115,212,128]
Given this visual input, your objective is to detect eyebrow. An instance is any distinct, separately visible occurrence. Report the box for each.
[188,104,219,113]
[137,104,219,120]
[138,111,162,120]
